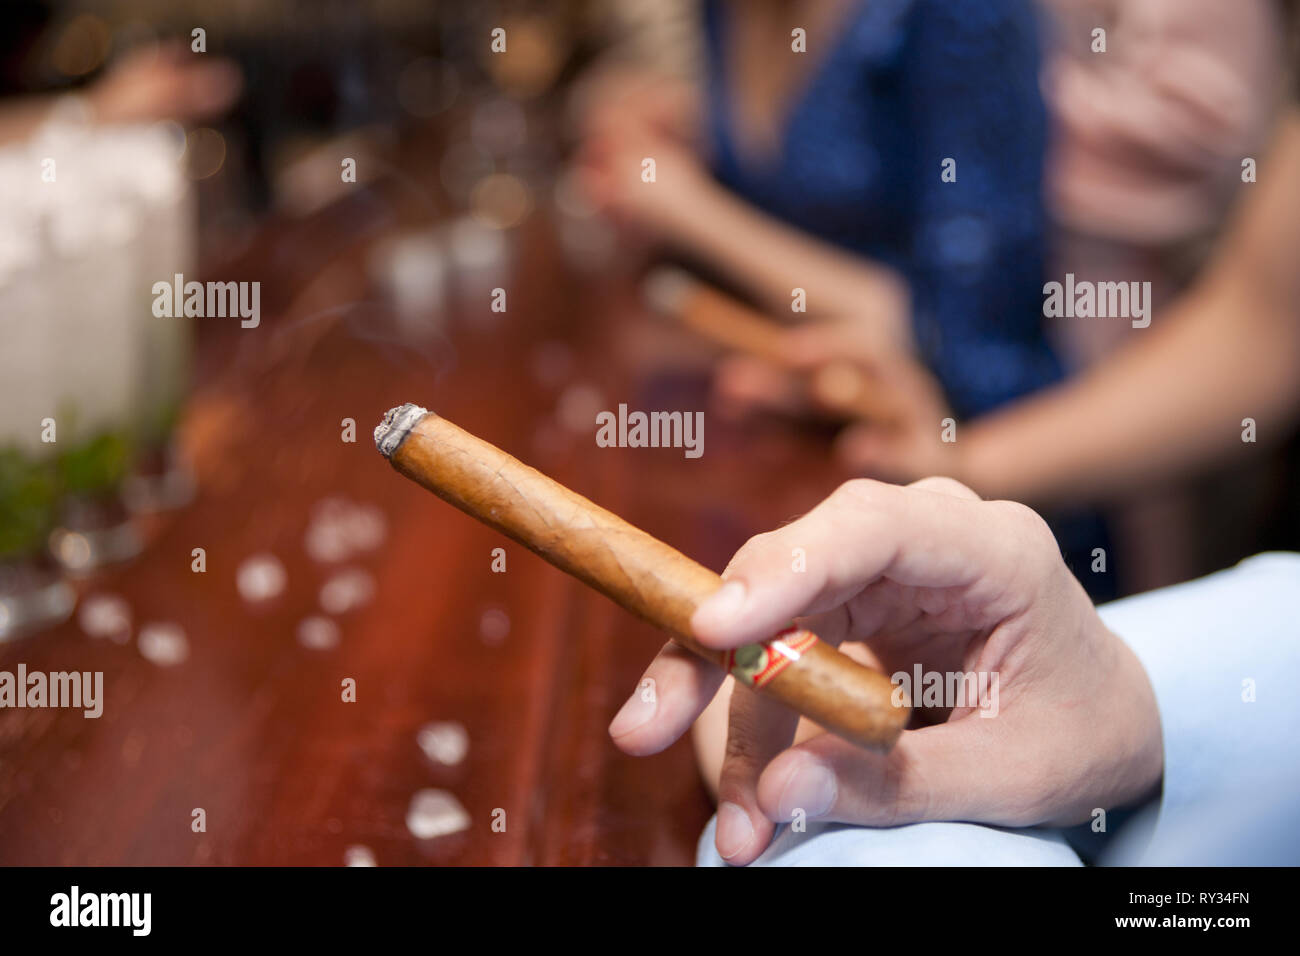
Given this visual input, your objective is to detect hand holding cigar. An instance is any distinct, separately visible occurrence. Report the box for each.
[376,404,909,750]
[643,267,903,425]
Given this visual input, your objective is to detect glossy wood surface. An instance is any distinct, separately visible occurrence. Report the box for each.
[0,146,847,866]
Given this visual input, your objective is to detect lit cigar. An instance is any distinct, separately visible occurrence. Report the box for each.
[376,404,908,750]
[643,267,900,424]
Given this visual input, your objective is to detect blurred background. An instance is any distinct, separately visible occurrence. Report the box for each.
[0,0,645,639]
[0,0,1295,865]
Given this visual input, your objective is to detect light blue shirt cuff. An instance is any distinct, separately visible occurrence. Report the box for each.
[1098,552,1300,862]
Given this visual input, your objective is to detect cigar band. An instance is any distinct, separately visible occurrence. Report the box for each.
[726,627,818,688]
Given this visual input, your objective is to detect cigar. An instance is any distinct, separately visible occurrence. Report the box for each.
[643,267,790,364]
[643,267,901,425]
[376,403,908,750]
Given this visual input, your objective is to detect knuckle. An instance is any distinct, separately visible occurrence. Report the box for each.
[910,475,980,500]
[831,477,886,507]
[726,530,777,571]
[991,500,1058,554]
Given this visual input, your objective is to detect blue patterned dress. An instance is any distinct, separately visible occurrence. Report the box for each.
[702,0,1113,598]
[703,0,1058,419]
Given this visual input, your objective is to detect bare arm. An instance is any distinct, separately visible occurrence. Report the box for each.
[962,113,1300,506]
[660,180,911,341]
[577,119,912,352]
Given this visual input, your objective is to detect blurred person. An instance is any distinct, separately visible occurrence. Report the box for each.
[0,41,241,146]
[703,0,1295,593]
[830,106,1300,516]
[576,0,703,85]
[1041,0,1286,367]
[579,0,1114,595]
[1034,0,1288,591]
[578,0,1061,422]
[605,476,1300,866]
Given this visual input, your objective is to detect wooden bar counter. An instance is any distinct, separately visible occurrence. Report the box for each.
[0,166,844,866]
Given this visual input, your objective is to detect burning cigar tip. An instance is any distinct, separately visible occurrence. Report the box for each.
[642,266,696,316]
[374,403,429,459]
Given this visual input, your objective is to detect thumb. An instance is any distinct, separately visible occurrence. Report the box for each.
[755,719,1020,827]
[691,478,999,650]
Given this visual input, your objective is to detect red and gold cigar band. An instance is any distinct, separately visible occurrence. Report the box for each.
[725,626,819,689]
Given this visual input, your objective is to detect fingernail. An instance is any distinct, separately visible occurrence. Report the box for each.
[777,760,837,820]
[715,802,755,860]
[608,688,656,738]
[692,580,747,637]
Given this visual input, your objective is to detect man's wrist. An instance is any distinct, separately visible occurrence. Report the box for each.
[1112,633,1166,808]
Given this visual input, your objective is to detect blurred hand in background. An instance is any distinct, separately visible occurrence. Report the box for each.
[87,41,242,127]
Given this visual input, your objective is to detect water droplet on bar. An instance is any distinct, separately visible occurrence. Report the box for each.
[478,608,510,645]
[78,593,131,644]
[417,721,469,766]
[320,568,375,615]
[138,622,188,666]
[343,844,377,867]
[297,616,341,651]
[237,553,286,603]
[305,499,387,563]
[305,520,350,564]
[405,789,470,840]
[345,504,386,552]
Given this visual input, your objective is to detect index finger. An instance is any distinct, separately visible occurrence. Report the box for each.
[690,478,1049,649]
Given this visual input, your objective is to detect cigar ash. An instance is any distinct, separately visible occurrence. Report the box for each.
[374,403,429,458]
